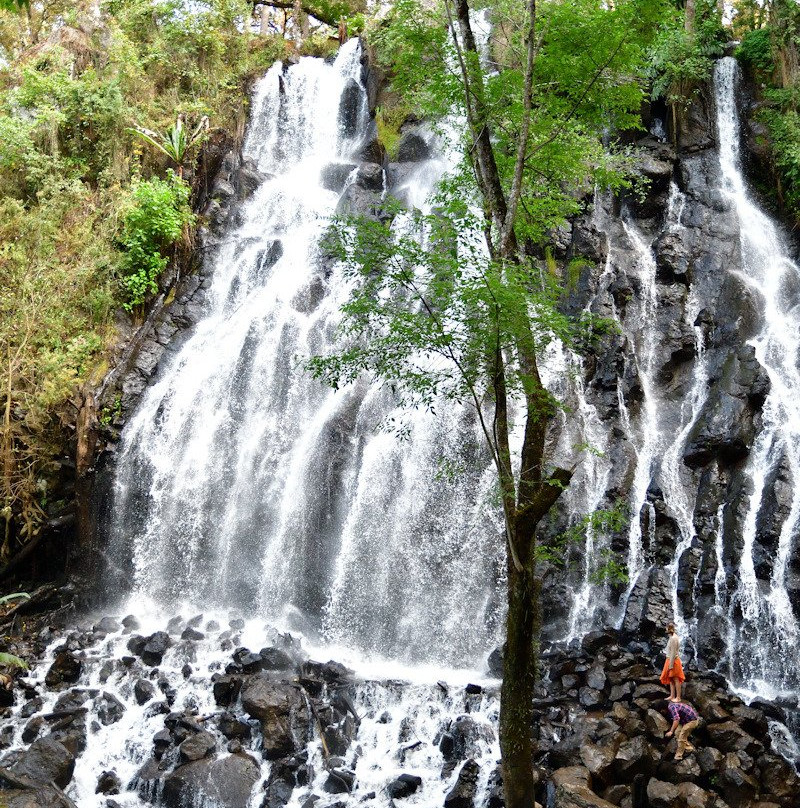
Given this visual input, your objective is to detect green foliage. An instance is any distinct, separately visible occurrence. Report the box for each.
[0,651,28,670]
[371,0,670,248]
[0,0,297,547]
[0,591,29,606]
[737,27,775,71]
[649,1,725,109]
[375,105,411,160]
[538,502,629,584]
[118,173,193,310]
[312,201,586,410]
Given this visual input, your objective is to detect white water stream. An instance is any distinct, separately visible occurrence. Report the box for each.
[109,42,505,669]
[713,57,800,699]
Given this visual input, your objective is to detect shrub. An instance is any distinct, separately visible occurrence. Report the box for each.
[117,172,193,310]
[737,27,775,72]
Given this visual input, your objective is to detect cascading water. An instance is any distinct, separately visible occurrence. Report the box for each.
[712,57,800,700]
[108,42,504,669]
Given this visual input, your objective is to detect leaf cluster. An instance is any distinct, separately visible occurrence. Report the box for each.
[309,202,579,412]
[117,172,194,310]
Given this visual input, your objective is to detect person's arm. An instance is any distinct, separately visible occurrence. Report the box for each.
[665,718,679,737]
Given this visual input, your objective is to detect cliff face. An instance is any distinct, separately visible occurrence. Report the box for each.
[539,58,800,720]
[88,51,800,697]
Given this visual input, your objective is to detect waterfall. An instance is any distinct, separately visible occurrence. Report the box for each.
[109,42,504,669]
[713,57,800,698]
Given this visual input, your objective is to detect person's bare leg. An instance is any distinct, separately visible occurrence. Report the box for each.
[668,680,676,701]
[675,680,682,702]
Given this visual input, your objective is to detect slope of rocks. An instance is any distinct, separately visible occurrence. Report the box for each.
[0,615,795,808]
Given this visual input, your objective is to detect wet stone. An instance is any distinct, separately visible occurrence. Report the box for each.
[444,759,480,808]
[387,773,422,799]
[579,687,603,708]
[45,651,82,688]
[96,769,121,795]
[179,730,216,762]
[94,692,125,725]
[181,627,205,641]
[323,767,356,794]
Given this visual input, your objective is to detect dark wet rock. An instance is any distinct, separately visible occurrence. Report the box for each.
[232,647,264,672]
[212,673,244,706]
[181,627,204,641]
[121,615,140,631]
[579,687,603,708]
[354,163,384,191]
[705,721,761,754]
[586,667,606,691]
[621,567,673,639]
[44,652,82,688]
[96,770,121,794]
[93,617,121,635]
[161,753,260,808]
[444,759,480,808]
[397,131,431,163]
[140,631,171,666]
[321,163,356,193]
[263,761,296,808]
[487,646,503,677]
[179,730,216,762]
[387,773,422,799]
[551,766,616,808]
[94,692,125,725]
[219,711,252,740]
[300,660,352,683]
[580,738,620,778]
[646,779,680,808]
[259,647,295,671]
[3,737,75,788]
[240,676,308,759]
[323,767,355,794]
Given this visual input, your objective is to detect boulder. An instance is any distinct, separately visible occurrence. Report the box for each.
[386,773,422,799]
[551,766,617,808]
[134,679,156,705]
[580,739,619,777]
[718,765,759,808]
[323,767,355,794]
[44,652,82,687]
[3,737,75,788]
[161,753,260,808]
[397,132,431,163]
[646,779,680,808]
[240,676,307,759]
[586,667,607,691]
[96,770,121,794]
[444,759,480,808]
[141,632,171,666]
[705,721,760,754]
[678,783,712,808]
[644,708,670,737]
[213,674,244,706]
[94,692,125,726]
[179,730,216,762]
[579,687,603,708]
[612,736,657,778]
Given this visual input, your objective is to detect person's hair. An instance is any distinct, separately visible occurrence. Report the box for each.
[667,623,675,632]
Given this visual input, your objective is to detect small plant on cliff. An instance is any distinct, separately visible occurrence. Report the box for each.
[129,115,209,179]
[117,172,193,311]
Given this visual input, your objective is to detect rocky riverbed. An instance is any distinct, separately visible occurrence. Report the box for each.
[0,605,796,808]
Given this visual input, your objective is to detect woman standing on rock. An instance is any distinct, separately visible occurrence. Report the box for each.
[659,623,685,702]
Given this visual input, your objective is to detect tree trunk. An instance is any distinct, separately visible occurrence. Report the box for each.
[684,0,696,33]
[499,556,538,808]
